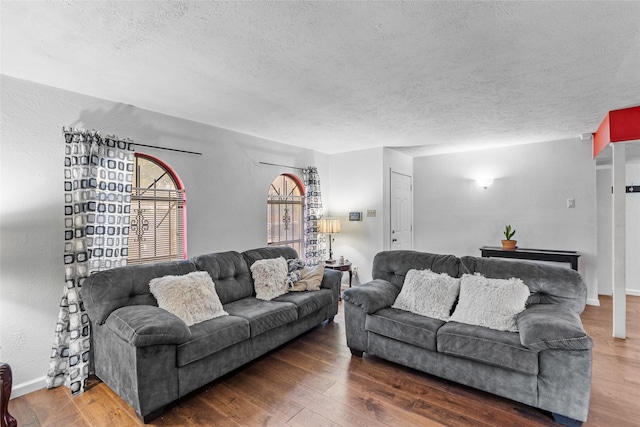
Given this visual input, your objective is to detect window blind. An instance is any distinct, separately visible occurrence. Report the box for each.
[127,187,185,265]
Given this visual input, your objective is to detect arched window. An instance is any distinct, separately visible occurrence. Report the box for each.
[267,174,304,255]
[127,153,186,265]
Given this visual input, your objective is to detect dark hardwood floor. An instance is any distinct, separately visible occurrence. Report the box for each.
[9,295,640,426]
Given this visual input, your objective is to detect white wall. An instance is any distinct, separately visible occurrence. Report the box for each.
[325,147,413,286]
[413,139,599,304]
[0,75,330,396]
[596,160,640,296]
[596,166,613,295]
[326,148,384,285]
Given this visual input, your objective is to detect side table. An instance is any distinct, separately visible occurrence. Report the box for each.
[324,261,353,288]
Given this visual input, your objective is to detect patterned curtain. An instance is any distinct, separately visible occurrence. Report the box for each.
[45,128,135,394]
[302,167,325,265]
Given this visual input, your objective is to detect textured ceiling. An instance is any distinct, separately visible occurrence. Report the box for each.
[2,1,639,156]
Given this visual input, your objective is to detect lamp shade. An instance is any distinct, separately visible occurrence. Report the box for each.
[318,217,341,234]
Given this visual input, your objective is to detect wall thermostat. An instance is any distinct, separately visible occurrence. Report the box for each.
[349,212,362,221]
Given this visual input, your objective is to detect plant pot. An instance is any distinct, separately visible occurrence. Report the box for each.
[501,240,517,250]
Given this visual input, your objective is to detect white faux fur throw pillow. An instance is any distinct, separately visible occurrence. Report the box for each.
[392,269,460,321]
[449,274,530,332]
[250,257,289,300]
[149,271,228,327]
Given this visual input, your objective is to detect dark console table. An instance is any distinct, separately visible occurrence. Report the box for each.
[479,246,580,271]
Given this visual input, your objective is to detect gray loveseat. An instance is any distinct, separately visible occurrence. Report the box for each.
[343,250,592,426]
[81,246,341,422]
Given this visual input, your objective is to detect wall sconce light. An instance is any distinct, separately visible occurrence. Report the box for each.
[476,178,494,189]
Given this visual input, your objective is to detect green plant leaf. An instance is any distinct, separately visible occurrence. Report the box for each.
[504,224,516,240]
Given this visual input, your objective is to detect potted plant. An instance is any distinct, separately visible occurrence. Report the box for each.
[501,225,517,250]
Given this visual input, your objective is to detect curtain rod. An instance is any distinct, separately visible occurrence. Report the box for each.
[134,142,202,156]
[258,161,303,171]
[63,129,203,156]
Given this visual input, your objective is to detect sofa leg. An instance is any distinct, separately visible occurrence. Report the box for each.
[327,316,335,323]
[139,406,165,424]
[552,413,583,427]
[350,348,364,357]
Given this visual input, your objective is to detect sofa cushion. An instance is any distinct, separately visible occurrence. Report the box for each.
[460,256,588,314]
[250,257,289,301]
[392,269,460,321]
[437,322,538,375]
[223,297,298,337]
[176,315,250,367]
[192,251,254,304]
[242,246,299,268]
[273,288,333,318]
[372,250,461,290]
[449,274,530,332]
[366,307,445,352]
[517,304,593,351]
[106,305,192,347]
[81,259,197,324]
[149,271,228,327]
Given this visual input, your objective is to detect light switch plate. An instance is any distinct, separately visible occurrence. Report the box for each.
[367,209,376,217]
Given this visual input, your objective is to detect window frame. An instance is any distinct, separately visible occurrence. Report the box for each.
[267,173,305,256]
[127,153,187,264]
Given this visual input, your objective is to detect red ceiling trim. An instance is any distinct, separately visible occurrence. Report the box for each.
[593,105,640,158]
[610,106,640,142]
[593,113,610,159]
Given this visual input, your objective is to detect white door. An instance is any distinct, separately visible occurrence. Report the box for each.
[391,171,413,250]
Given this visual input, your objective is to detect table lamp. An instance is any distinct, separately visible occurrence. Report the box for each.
[318,217,341,263]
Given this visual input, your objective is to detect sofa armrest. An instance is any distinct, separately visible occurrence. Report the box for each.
[105,305,192,347]
[342,279,400,314]
[320,269,341,290]
[517,304,593,351]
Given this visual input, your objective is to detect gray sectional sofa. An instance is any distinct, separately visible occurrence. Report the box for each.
[81,246,341,422]
[343,250,592,426]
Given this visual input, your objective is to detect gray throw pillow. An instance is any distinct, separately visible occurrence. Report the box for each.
[517,304,593,351]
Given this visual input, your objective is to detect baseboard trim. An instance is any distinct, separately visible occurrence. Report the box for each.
[12,375,46,399]
[586,298,600,307]
[627,289,640,297]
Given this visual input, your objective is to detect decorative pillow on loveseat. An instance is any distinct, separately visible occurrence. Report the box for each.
[290,264,325,291]
[517,303,593,351]
[448,273,530,332]
[391,269,460,321]
[149,271,228,327]
[250,256,289,300]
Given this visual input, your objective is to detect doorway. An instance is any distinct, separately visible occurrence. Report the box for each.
[390,171,413,250]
